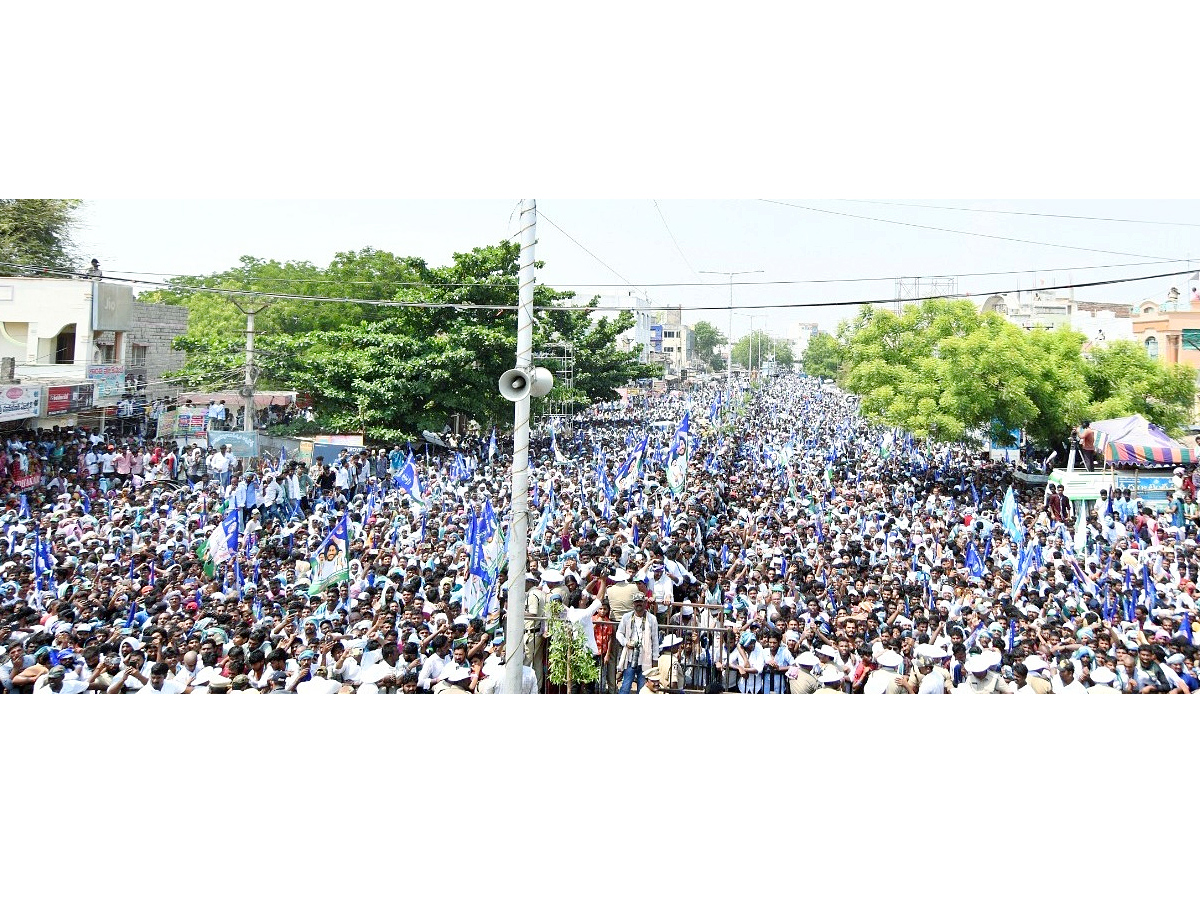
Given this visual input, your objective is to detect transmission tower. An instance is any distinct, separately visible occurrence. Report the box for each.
[894,276,960,313]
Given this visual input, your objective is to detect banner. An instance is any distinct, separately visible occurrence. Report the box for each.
[0,386,41,423]
[46,383,95,416]
[309,513,350,596]
[87,364,126,401]
[313,434,364,447]
[208,431,259,457]
[163,408,207,439]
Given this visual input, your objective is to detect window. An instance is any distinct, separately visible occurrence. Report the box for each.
[130,344,147,367]
[55,327,76,364]
[97,343,116,364]
[1145,336,1159,360]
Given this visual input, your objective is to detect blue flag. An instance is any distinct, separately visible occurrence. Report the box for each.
[965,542,985,579]
[18,494,30,519]
[487,427,497,464]
[396,452,424,505]
[34,526,56,590]
[1000,487,1024,545]
[1183,612,1194,643]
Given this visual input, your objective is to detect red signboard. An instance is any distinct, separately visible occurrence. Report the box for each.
[47,383,95,415]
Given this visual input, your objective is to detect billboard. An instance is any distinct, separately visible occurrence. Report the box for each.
[0,386,41,423]
[87,364,126,400]
[46,383,95,416]
[208,430,259,458]
[91,282,134,332]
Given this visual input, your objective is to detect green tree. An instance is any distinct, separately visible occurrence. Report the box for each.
[0,199,81,275]
[161,242,655,441]
[545,596,599,693]
[800,332,842,380]
[692,320,726,369]
[1084,340,1196,436]
[841,299,1094,444]
[730,330,793,370]
[1022,328,1091,446]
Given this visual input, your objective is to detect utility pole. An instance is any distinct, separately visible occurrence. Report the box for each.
[231,299,270,436]
[503,199,537,696]
[700,269,762,393]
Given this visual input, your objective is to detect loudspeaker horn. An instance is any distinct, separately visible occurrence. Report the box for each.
[499,368,531,402]
[528,366,554,398]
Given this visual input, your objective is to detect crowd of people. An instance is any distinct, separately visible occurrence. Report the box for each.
[2,373,1198,695]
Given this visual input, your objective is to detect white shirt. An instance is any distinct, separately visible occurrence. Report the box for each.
[296,675,340,695]
[918,670,945,694]
[417,651,450,691]
[476,664,538,694]
[34,678,90,694]
[137,680,186,695]
[1051,675,1087,695]
[563,596,603,655]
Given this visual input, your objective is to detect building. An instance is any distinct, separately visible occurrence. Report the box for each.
[788,322,819,356]
[653,310,695,377]
[1129,284,1200,421]
[979,289,1135,348]
[1130,286,1200,366]
[0,275,188,427]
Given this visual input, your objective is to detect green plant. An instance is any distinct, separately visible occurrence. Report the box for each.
[545,596,598,693]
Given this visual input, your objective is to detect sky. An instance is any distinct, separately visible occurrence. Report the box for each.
[72,199,1200,342]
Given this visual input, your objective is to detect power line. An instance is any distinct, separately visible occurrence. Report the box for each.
[536,210,649,300]
[832,199,1200,229]
[0,263,515,310]
[759,199,1180,262]
[651,200,702,278]
[90,256,1194,289]
[2,260,1191,312]
[580,267,1192,312]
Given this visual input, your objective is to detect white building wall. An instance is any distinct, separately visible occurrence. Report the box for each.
[0,276,95,380]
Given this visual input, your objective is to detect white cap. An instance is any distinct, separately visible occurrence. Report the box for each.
[1090,667,1117,685]
[966,655,991,675]
[877,650,902,669]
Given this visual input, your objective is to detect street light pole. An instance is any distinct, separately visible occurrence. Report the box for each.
[700,269,762,392]
[502,199,537,696]
[732,312,763,380]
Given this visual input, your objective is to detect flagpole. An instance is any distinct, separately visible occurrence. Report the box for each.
[503,199,536,695]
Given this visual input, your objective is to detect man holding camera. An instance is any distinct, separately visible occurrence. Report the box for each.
[616,595,659,694]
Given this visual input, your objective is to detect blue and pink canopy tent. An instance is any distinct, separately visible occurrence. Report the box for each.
[1093,414,1197,466]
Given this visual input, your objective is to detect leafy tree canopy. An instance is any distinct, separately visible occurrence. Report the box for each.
[0,199,81,275]
[800,331,842,380]
[730,330,793,370]
[156,242,656,441]
[834,299,1186,445]
[692,320,726,368]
